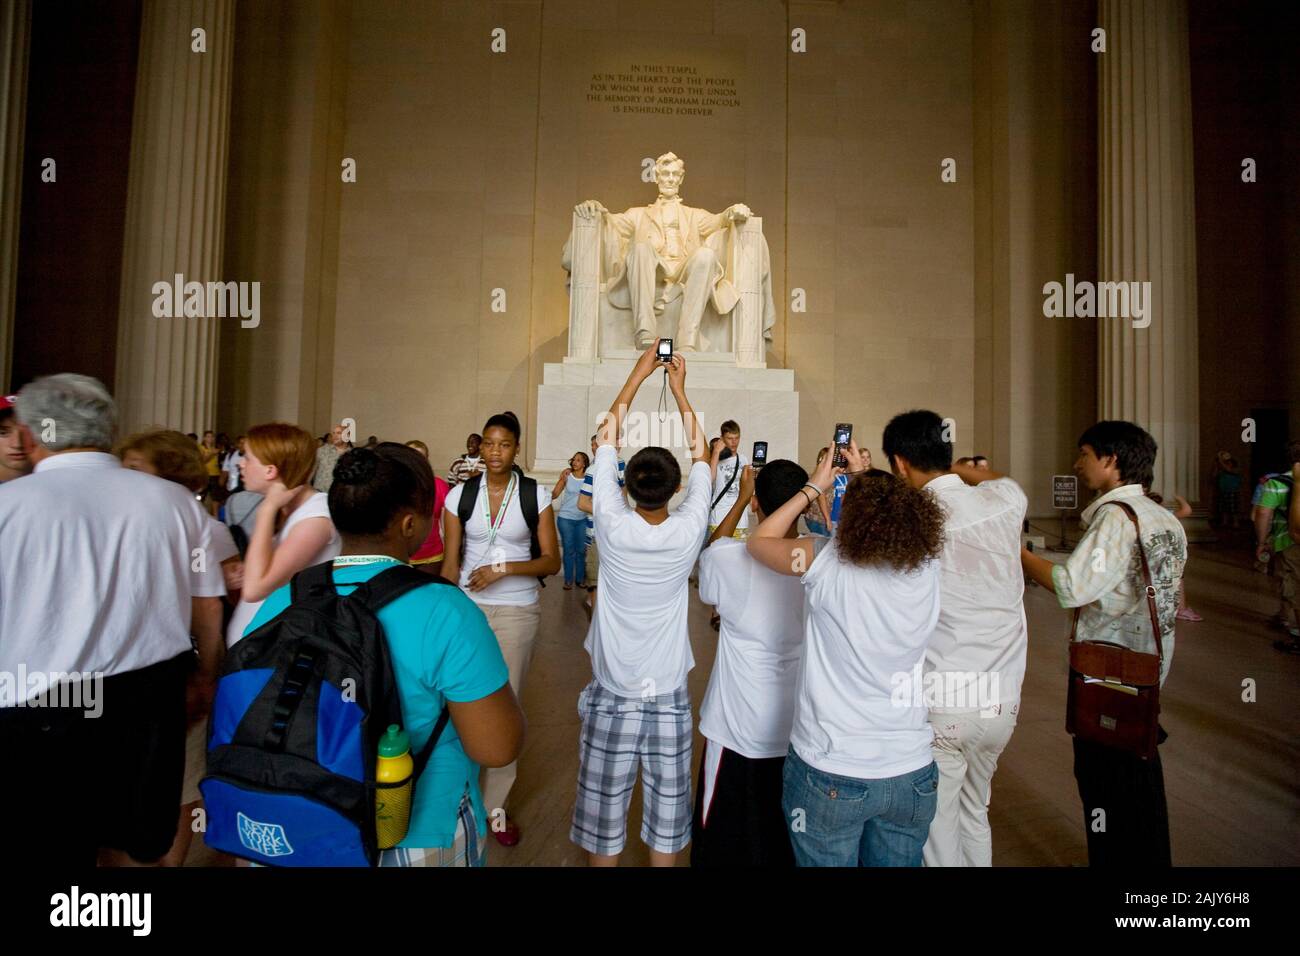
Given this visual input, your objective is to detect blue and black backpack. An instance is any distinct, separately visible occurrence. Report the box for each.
[200,561,453,866]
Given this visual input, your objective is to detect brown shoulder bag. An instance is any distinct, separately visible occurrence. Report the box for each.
[1065,500,1165,760]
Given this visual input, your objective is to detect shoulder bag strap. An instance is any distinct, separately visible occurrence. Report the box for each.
[412,707,452,781]
[1106,500,1165,665]
[711,457,739,513]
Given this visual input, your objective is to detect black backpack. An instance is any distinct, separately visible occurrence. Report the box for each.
[456,471,546,586]
[201,562,455,867]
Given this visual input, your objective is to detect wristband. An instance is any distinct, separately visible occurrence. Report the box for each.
[802,482,824,498]
[798,488,815,507]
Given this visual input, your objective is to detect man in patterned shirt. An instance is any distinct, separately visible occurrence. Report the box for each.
[312,423,352,493]
[1022,420,1186,867]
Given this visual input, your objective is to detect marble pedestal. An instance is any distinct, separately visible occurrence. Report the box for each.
[534,354,798,475]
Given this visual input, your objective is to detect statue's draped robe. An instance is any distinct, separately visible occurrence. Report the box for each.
[563,201,776,350]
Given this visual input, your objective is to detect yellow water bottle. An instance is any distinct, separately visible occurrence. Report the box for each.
[376,724,414,849]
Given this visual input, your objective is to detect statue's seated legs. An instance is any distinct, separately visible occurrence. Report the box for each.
[675,246,720,352]
[625,241,722,351]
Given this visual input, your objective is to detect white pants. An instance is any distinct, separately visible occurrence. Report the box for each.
[922,705,1018,867]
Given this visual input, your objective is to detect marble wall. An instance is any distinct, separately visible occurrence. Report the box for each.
[217,0,1101,512]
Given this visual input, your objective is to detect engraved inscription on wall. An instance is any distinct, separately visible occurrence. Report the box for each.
[586,63,740,116]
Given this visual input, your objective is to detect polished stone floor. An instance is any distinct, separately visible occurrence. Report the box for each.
[189,539,1300,867]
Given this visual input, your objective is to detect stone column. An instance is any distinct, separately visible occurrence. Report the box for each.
[0,0,30,391]
[565,212,601,361]
[114,0,235,433]
[732,217,767,369]
[1098,0,1199,500]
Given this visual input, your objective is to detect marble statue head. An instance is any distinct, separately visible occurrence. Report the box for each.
[654,152,684,199]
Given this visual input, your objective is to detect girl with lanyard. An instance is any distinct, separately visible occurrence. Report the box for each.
[441,412,560,847]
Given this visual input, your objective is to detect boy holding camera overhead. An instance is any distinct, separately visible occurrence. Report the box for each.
[571,343,712,866]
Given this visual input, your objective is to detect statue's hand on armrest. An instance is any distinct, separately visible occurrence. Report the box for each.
[575,199,608,219]
[725,203,752,223]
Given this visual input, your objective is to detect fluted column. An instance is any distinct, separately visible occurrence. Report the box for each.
[1098,0,1199,499]
[114,0,235,433]
[0,0,30,392]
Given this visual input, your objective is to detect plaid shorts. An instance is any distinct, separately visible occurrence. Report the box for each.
[379,790,484,868]
[571,679,693,856]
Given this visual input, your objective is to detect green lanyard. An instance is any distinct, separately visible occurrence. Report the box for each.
[481,473,517,550]
[333,555,403,568]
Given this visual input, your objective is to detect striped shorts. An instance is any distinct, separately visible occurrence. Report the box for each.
[570,679,693,857]
[379,790,484,868]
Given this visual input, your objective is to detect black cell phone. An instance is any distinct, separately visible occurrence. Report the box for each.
[657,338,673,362]
[752,441,768,467]
[833,423,852,467]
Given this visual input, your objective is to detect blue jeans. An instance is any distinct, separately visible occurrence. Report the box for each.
[781,747,938,867]
[557,516,587,586]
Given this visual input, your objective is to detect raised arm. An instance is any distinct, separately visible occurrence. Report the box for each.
[951,460,1007,484]
[551,468,572,501]
[707,466,755,546]
[748,445,836,576]
[240,485,333,603]
[598,344,662,447]
[665,352,707,463]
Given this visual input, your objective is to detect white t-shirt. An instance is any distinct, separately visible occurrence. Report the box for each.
[709,451,750,529]
[207,515,240,567]
[789,539,940,780]
[226,492,340,645]
[0,453,224,700]
[444,476,552,607]
[924,474,1029,711]
[698,537,806,758]
[585,444,712,697]
[223,450,243,491]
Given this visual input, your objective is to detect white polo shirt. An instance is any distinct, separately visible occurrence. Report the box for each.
[585,444,712,697]
[0,452,224,703]
[924,474,1029,712]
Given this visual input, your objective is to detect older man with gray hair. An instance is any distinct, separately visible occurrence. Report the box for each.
[0,374,226,866]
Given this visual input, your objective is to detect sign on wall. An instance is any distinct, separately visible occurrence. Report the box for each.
[1053,474,1078,510]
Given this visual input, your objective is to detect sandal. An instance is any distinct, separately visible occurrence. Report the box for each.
[1176,607,1202,622]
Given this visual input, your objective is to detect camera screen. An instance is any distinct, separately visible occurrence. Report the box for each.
[834,424,852,446]
[657,338,673,359]
[753,441,768,464]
